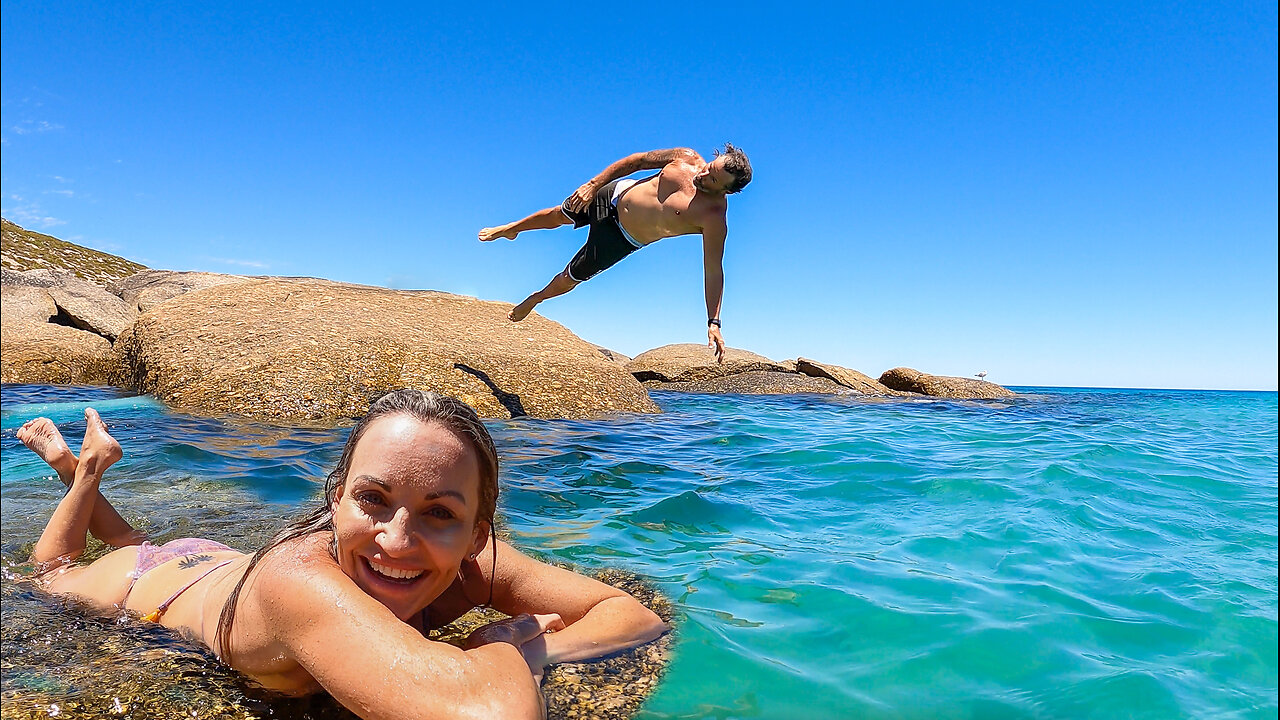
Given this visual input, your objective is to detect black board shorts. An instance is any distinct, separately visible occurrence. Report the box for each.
[561,179,642,282]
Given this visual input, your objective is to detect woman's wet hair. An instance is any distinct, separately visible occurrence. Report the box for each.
[215,389,500,661]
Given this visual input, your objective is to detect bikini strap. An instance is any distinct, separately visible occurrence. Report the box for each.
[142,559,236,623]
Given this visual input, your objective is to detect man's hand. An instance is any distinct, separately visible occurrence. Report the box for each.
[708,325,725,363]
[565,181,598,213]
[463,613,565,683]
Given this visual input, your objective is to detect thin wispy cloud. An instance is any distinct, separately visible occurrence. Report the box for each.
[203,256,270,269]
[9,120,63,135]
[1,195,65,228]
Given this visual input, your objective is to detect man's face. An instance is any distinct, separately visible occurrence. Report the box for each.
[693,157,736,194]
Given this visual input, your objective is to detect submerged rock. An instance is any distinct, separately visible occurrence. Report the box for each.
[432,567,674,720]
[648,370,850,396]
[627,343,787,383]
[0,560,671,720]
[878,366,1016,399]
[113,277,660,422]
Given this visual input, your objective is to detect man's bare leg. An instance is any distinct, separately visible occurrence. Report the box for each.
[18,417,145,548]
[479,206,572,242]
[33,409,124,566]
[509,269,580,322]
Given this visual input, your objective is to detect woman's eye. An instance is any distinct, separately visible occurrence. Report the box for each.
[426,506,455,520]
[357,492,385,506]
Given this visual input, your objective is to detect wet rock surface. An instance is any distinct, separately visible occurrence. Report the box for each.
[430,568,674,720]
[113,277,660,422]
[879,366,1016,399]
[0,563,671,720]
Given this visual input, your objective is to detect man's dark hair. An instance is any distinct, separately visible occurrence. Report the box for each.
[714,143,752,193]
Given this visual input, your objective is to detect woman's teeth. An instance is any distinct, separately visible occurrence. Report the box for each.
[367,559,424,581]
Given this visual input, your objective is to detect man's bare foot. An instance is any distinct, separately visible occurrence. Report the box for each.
[17,418,78,485]
[78,408,123,479]
[479,225,518,242]
[508,300,537,322]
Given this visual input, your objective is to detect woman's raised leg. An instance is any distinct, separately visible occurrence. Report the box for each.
[18,416,144,548]
[32,409,124,566]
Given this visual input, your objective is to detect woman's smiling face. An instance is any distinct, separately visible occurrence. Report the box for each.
[331,413,488,620]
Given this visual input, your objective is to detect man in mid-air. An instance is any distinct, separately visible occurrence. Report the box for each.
[479,144,752,362]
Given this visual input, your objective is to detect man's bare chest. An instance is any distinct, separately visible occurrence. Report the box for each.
[622,182,709,231]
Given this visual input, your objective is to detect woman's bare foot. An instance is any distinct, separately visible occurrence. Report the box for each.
[17,418,78,486]
[77,408,122,479]
[478,225,518,242]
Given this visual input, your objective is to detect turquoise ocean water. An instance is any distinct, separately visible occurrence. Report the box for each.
[1,384,1276,719]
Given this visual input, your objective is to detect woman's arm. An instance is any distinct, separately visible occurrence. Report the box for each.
[252,556,546,720]
[477,540,669,670]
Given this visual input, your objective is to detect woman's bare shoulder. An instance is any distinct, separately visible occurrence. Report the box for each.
[246,533,350,613]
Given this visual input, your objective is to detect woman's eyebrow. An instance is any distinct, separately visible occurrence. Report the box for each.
[424,490,466,503]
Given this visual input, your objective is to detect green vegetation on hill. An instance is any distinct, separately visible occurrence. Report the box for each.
[1,218,146,285]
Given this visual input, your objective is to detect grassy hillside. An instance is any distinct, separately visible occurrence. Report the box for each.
[1,218,147,285]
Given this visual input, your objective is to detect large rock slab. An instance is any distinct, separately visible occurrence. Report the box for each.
[112,277,660,421]
[109,269,251,312]
[1,284,57,325]
[5,269,137,340]
[795,357,892,394]
[647,370,850,396]
[627,343,786,383]
[0,320,115,385]
[879,367,1016,399]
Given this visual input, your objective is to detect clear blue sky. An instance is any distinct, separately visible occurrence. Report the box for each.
[3,2,1276,390]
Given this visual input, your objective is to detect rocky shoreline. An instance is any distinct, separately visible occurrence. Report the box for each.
[2,218,1016,422]
[2,218,1015,719]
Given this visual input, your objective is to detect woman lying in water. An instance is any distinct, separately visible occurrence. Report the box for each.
[17,389,668,720]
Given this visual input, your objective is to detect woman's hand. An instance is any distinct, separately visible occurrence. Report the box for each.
[464,613,564,682]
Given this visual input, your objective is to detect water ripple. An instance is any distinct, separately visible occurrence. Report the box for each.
[2,385,1276,719]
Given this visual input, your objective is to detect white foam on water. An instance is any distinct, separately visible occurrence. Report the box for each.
[1,396,165,430]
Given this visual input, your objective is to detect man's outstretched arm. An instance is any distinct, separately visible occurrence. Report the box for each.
[566,148,701,211]
[702,222,727,363]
